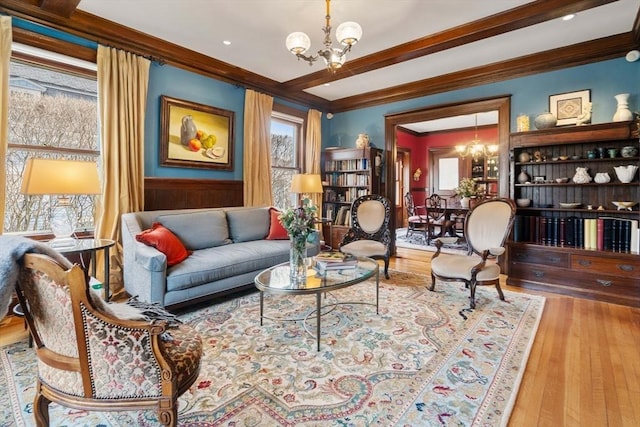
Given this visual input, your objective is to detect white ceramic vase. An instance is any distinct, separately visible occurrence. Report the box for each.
[460,197,470,209]
[612,93,634,122]
[594,172,611,184]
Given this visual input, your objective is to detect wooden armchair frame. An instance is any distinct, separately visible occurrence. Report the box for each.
[15,253,202,426]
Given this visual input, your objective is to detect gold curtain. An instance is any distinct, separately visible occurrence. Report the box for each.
[0,17,11,234]
[95,46,150,297]
[305,109,323,212]
[243,89,274,207]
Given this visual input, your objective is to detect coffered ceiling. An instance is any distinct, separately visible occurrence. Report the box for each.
[2,0,639,113]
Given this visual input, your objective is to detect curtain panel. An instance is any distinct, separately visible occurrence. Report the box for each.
[95,46,150,296]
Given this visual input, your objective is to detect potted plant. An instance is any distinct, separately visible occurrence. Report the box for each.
[455,177,479,208]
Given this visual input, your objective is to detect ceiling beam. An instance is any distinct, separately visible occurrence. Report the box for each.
[329,33,636,113]
[38,0,80,18]
[281,0,617,91]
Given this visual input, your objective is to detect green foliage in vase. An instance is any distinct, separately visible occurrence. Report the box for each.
[455,177,479,198]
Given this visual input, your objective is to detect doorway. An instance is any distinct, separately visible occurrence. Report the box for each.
[383,96,511,253]
[395,148,411,229]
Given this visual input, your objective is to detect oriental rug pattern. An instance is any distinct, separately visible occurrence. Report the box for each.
[1,270,544,426]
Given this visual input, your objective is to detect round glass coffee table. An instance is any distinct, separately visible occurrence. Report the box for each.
[254,256,379,351]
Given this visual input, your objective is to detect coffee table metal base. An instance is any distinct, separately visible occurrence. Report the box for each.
[258,278,379,351]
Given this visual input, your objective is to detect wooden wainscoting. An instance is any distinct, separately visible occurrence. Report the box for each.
[144,177,244,210]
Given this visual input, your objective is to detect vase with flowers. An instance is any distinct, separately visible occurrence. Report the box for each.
[278,198,317,286]
[455,177,479,208]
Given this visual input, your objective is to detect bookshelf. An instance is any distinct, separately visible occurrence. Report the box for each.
[322,147,382,247]
[507,121,640,307]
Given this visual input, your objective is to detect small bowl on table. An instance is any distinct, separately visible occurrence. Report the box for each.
[558,155,569,161]
[516,198,531,207]
[555,177,569,183]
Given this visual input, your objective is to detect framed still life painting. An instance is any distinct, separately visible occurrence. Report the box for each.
[160,95,235,170]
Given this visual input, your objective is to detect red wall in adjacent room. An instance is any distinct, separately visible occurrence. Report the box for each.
[397,126,498,202]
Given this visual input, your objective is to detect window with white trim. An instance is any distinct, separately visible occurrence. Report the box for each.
[4,45,98,236]
[270,106,304,210]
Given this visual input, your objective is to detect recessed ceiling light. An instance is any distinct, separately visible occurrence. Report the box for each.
[562,14,575,21]
[223,40,231,46]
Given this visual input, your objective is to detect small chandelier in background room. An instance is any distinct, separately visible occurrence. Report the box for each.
[285,0,363,72]
[455,114,499,160]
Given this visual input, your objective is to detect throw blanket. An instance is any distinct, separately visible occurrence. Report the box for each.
[0,236,180,326]
[0,235,73,320]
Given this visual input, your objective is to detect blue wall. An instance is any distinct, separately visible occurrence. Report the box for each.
[145,63,247,180]
[325,58,640,150]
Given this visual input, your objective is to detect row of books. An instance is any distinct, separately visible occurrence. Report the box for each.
[324,188,369,204]
[324,158,369,172]
[332,206,352,226]
[323,173,371,186]
[512,215,639,252]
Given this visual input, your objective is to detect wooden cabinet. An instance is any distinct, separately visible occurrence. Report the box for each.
[322,147,383,247]
[506,121,640,307]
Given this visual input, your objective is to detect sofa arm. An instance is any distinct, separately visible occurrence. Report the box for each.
[121,213,168,305]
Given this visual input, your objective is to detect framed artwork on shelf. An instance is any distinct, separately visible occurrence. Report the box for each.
[160,95,234,170]
[548,89,591,126]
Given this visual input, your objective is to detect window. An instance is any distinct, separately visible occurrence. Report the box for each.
[4,47,98,236]
[270,105,305,210]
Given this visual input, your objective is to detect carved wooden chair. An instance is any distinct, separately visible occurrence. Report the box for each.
[429,198,516,308]
[424,194,453,244]
[15,253,203,426]
[339,194,392,279]
[404,192,428,238]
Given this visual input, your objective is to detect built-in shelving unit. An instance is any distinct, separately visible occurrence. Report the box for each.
[507,121,640,307]
[322,147,382,247]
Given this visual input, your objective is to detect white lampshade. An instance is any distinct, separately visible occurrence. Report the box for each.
[21,158,101,195]
[286,32,311,55]
[336,21,362,46]
[291,174,323,194]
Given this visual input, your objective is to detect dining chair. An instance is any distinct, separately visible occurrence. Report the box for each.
[424,193,453,244]
[404,192,428,238]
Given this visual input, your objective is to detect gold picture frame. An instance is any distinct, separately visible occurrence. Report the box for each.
[549,89,591,126]
[160,95,234,170]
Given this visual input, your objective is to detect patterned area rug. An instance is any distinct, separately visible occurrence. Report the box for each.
[396,228,469,254]
[1,270,544,426]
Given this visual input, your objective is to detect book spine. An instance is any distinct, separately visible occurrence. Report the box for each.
[597,218,604,251]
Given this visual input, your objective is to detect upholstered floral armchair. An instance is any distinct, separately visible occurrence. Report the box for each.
[15,253,202,427]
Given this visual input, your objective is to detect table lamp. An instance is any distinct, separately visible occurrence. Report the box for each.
[291,173,323,206]
[20,158,101,248]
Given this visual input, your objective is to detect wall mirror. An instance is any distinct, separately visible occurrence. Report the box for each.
[383,96,511,248]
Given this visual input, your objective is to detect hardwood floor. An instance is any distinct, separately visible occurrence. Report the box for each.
[2,247,638,426]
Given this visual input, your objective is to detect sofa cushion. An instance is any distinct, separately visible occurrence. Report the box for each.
[166,240,292,292]
[156,210,231,250]
[266,207,289,240]
[136,223,191,267]
[226,208,269,243]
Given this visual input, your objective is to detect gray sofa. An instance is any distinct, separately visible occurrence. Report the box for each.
[121,206,319,309]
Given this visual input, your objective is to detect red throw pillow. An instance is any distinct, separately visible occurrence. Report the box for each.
[266,207,289,240]
[136,223,190,266]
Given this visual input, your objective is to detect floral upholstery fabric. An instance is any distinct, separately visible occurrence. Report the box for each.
[23,268,203,401]
[83,308,202,398]
[24,270,85,396]
[158,324,203,387]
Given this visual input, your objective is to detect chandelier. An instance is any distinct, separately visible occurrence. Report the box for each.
[455,114,499,160]
[285,0,363,72]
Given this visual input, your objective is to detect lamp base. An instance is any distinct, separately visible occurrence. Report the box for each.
[49,237,78,249]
